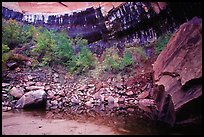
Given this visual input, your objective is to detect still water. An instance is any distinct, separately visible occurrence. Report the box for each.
[2,104,202,135]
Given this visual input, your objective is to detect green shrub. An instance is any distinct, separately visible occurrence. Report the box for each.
[155,33,172,54]
[119,51,133,70]
[53,31,73,65]
[32,29,56,66]
[103,46,133,73]
[2,19,34,48]
[72,35,88,47]
[2,44,10,63]
[124,46,148,65]
[69,46,95,74]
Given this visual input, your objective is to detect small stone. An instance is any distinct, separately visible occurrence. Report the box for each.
[54,73,59,78]
[134,100,139,104]
[35,82,43,86]
[109,86,114,91]
[53,77,59,83]
[27,75,33,80]
[2,106,12,112]
[107,78,112,84]
[26,61,32,67]
[126,90,134,96]
[116,82,123,90]
[10,87,25,99]
[138,99,155,107]
[2,83,10,87]
[118,97,125,103]
[50,100,58,106]
[26,81,35,86]
[44,85,51,91]
[78,85,87,91]
[95,82,103,92]
[50,106,58,110]
[7,62,17,68]
[127,107,135,112]
[15,67,21,72]
[26,86,44,91]
[58,102,63,109]
[87,84,95,88]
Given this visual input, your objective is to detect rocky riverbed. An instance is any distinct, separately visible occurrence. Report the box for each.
[2,63,156,113]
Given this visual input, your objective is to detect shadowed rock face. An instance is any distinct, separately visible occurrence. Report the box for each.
[152,17,202,126]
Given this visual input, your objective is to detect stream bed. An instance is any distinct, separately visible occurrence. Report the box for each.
[2,104,201,135]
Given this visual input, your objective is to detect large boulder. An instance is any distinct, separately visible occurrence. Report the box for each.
[152,17,202,126]
[15,90,47,109]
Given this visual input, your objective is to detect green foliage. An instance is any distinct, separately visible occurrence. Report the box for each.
[32,29,56,66]
[119,51,133,69]
[2,19,96,75]
[69,46,95,74]
[124,46,148,63]
[103,46,133,73]
[2,44,10,63]
[2,19,34,48]
[53,31,73,64]
[72,35,88,47]
[155,33,172,54]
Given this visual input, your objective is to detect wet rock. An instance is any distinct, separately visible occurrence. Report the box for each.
[15,89,47,109]
[10,87,25,99]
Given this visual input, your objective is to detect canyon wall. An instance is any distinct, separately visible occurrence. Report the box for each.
[2,2,202,55]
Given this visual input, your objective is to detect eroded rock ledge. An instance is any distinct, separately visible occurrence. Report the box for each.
[152,17,202,126]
